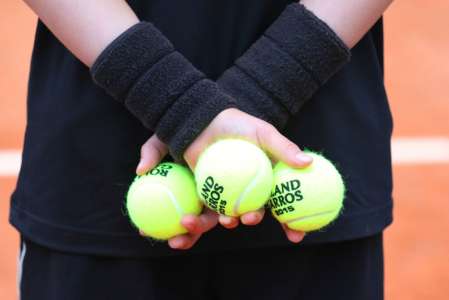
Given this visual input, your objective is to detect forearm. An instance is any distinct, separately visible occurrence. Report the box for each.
[23,0,236,160]
[23,0,138,66]
[301,0,394,48]
[218,0,393,128]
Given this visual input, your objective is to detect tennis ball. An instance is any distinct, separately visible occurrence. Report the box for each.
[268,152,345,232]
[195,139,273,217]
[126,162,202,240]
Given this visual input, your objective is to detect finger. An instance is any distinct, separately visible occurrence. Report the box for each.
[180,214,203,235]
[281,223,306,243]
[197,208,219,233]
[219,215,239,229]
[240,208,265,226]
[169,209,219,250]
[257,125,312,168]
[168,233,201,250]
[183,130,217,171]
[138,227,198,249]
[136,135,168,175]
[184,141,208,171]
[181,208,218,235]
[183,144,202,171]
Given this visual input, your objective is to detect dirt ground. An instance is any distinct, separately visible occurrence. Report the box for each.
[1,1,448,299]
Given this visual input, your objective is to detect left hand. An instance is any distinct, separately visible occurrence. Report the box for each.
[183,108,307,243]
[136,134,219,250]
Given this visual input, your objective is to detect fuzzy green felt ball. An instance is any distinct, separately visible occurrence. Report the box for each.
[195,139,273,217]
[126,162,202,240]
[268,152,345,232]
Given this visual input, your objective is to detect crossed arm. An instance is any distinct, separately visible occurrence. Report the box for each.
[23,0,393,249]
[24,0,392,66]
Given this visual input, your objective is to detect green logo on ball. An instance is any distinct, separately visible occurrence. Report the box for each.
[200,176,227,214]
[268,179,303,216]
[149,163,173,177]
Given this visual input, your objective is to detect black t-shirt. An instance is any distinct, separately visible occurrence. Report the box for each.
[10,0,393,257]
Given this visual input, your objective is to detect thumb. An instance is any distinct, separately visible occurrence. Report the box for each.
[136,134,168,175]
[183,136,211,171]
[257,125,312,168]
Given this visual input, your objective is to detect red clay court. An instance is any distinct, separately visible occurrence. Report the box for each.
[1,1,448,299]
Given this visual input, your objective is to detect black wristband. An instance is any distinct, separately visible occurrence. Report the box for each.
[90,22,235,160]
[156,79,236,156]
[236,35,318,113]
[125,52,205,129]
[265,4,351,84]
[218,3,350,128]
[91,22,174,101]
[218,66,290,127]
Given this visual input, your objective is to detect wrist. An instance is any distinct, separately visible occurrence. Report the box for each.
[90,22,236,161]
[218,3,351,129]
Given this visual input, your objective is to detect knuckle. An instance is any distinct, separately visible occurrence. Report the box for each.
[256,125,275,143]
[153,139,166,155]
[260,123,276,136]
[285,141,300,153]
[140,143,150,156]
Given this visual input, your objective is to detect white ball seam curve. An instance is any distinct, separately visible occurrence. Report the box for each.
[232,151,268,215]
[285,210,336,224]
[146,183,185,219]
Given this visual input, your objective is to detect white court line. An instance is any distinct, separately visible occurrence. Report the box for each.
[0,137,448,176]
[0,150,22,177]
[391,137,449,165]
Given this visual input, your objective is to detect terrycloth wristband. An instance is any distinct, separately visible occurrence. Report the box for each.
[91,22,235,160]
[218,3,351,128]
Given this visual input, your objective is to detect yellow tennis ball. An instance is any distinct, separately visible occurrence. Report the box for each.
[195,139,273,217]
[126,162,202,240]
[268,152,345,232]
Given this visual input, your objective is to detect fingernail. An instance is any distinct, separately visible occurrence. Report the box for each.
[136,161,144,174]
[170,239,183,249]
[291,233,305,243]
[184,218,195,226]
[242,214,256,225]
[184,220,197,232]
[247,213,257,223]
[291,236,301,243]
[295,153,313,164]
[221,217,231,225]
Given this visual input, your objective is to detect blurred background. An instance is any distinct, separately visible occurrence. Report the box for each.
[1,1,448,299]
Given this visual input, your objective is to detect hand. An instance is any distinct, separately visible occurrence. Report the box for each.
[136,135,219,250]
[183,108,311,243]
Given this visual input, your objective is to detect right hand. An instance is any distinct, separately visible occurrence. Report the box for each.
[183,108,312,243]
[137,108,311,249]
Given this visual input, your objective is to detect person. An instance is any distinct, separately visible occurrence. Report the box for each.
[12,0,394,299]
